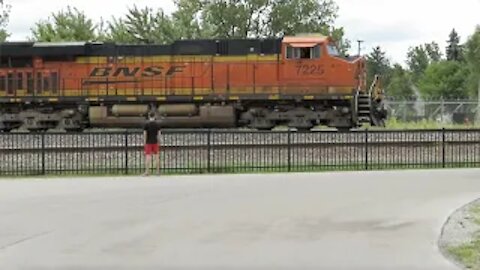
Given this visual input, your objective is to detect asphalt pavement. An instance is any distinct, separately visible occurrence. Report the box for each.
[1,169,480,270]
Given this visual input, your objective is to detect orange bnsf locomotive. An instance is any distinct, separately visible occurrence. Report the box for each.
[0,35,386,132]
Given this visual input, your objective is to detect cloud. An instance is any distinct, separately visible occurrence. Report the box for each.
[335,0,480,64]
[341,19,424,43]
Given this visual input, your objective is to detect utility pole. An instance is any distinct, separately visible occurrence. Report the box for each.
[357,40,364,56]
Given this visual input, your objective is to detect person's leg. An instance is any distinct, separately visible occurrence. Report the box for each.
[144,154,151,175]
[155,153,160,174]
[152,144,159,175]
[144,144,152,176]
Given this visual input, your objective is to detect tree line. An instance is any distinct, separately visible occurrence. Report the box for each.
[367,28,480,100]
[0,0,479,100]
[2,0,348,51]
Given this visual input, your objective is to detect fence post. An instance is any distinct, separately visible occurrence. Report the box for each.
[125,129,129,175]
[207,129,211,173]
[287,129,291,172]
[365,128,369,170]
[442,128,445,168]
[41,132,45,175]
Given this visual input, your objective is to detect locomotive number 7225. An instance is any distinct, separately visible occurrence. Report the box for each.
[296,64,325,76]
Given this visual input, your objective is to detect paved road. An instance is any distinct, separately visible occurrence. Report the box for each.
[1,169,480,270]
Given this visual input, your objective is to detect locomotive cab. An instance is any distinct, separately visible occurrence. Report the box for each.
[281,35,363,93]
[279,35,384,129]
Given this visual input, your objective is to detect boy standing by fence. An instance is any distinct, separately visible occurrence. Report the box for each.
[143,113,161,176]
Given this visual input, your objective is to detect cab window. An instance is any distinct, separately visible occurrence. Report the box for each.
[286,45,321,59]
[327,44,340,56]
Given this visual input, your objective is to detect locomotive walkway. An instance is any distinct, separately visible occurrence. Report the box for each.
[1,169,479,269]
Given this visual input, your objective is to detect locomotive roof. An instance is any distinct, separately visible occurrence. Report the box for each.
[0,38,282,57]
[283,35,330,44]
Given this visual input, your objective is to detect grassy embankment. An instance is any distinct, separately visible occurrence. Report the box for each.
[448,205,480,269]
[364,117,480,130]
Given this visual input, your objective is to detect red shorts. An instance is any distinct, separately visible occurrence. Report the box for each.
[144,144,159,155]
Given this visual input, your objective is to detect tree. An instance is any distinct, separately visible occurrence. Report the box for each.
[105,5,176,44]
[418,61,469,99]
[268,0,337,36]
[105,0,348,51]
[407,45,432,83]
[0,0,10,41]
[366,46,391,87]
[201,0,270,38]
[31,6,99,42]
[104,17,138,43]
[464,26,480,98]
[385,64,414,99]
[171,0,205,39]
[446,29,463,61]
[425,42,442,62]
[196,0,349,52]
[25,1,349,51]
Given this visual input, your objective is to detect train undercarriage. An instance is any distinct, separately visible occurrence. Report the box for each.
[0,94,387,133]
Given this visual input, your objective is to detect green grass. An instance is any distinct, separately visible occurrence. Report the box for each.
[447,205,480,269]
[448,240,480,270]
[360,117,480,130]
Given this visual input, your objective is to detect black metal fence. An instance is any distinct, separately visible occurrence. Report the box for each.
[1,129,480,177]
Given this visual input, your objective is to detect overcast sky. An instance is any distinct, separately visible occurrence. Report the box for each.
[5,0,480,65]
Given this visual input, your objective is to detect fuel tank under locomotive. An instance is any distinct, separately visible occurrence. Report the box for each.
[88,104,237,128]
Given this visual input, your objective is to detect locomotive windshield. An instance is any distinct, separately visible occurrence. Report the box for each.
[327,44,340,56]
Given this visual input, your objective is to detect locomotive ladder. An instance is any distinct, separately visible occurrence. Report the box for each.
[357,94,372,124]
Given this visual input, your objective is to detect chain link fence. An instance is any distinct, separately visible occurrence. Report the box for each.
[385,99,480,124]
